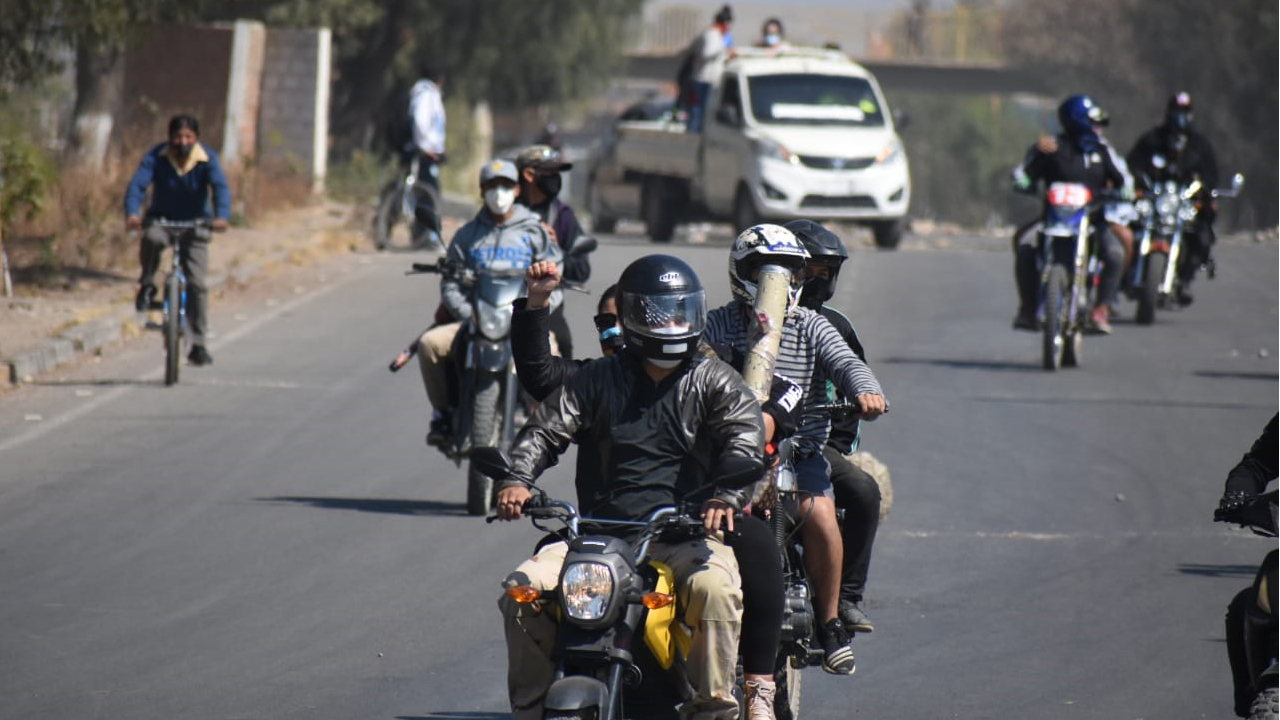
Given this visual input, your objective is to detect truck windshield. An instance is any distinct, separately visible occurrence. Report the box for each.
[747,74,885,127]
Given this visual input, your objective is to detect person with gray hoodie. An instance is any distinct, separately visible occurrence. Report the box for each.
[418,159,563,449]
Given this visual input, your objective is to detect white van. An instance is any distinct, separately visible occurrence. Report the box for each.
[588,47,911,247]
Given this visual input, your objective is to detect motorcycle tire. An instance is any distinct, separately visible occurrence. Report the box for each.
[1042,264,1069,371]
[466,374,502,516]
[164,274,182,387]
[774,651,803,720]
[1249,687,1278,720]
[1136,252,1166,325]
[373,182,404,251]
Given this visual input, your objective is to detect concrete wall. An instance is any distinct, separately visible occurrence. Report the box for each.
[258,27,331,191]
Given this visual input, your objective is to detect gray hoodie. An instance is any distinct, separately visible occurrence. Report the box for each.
[441,203,562,321]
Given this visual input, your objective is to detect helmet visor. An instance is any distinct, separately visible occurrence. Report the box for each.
[621,290,707,337]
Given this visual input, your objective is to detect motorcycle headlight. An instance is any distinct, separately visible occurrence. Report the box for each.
[1135,198,1154,217]
[1156,193,1179,220]
[561,562,615,622]
[476,299,512,340]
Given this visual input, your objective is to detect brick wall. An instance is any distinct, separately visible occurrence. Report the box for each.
[258,28,330,187]
[123,25,235,152]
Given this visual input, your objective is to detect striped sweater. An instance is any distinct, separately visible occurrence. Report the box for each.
[704,302,883,457]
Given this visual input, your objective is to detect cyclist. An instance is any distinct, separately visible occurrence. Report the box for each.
[123,114,231,367]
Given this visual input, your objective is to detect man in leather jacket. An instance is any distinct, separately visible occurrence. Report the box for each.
[1127,92,1220,306]
[494,254,765,720]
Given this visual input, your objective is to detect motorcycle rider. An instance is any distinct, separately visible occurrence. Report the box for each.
[418,159,561,450]
[1126,92,1220,306]
[511,260,805,720]
[1215,414,1278,719]
[703,224,888,676]
[785,219,882,635]
[1012,94,1131,334]
[124,113,231,367]
[515,144,591,359]
[494,254,766,720]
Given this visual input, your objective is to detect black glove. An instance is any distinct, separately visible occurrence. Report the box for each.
[762,375,803,440]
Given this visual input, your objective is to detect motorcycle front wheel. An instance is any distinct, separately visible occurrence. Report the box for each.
[466,374,502,516]
[1136,251,1167,325]
[774,652,803,720]
[1042,264,1069,371]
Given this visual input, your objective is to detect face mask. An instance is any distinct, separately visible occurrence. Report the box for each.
[484,186,516,216]
[648,357,683,369]
[765,33,780,46]
[171,142,194,158]
[535,173,562,200]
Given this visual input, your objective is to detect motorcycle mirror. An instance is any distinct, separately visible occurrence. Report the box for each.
[570,236,599,257]
[1232,173,1245,193]
[472,447,513,480]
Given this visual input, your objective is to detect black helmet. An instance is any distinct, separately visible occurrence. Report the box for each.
[785,219,848,309]
[617,255,707,364]
[1165,91,1193,132]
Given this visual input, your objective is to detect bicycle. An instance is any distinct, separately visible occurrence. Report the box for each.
[373,153,444,251]
[142,218,209,386]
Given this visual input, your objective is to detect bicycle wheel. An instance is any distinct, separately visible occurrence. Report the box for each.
[164,273,181,386]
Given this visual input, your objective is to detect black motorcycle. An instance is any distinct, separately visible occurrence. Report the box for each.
[1216,487,1278,720]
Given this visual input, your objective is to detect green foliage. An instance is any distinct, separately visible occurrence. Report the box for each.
[0,123,59,231]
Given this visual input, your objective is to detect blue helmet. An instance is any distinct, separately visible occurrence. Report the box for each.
[1057,94,1108,137]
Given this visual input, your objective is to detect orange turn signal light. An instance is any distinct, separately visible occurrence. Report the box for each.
[642,592,676,609]
[507,586,542,604]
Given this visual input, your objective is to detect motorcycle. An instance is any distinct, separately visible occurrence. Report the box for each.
[373,154,444,251]
[475,447,763,720]
[1035,182,1110,371]
[1127,172,1244,324]
[389,237,596,516]
[1215,486,1278,720]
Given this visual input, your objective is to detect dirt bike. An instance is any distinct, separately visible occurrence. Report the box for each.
[1035,182,1111,371]
[475,447,764,720]
[1127,172,1243,324]
[1216,487,1278,720]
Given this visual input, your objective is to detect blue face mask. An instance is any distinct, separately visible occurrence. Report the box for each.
[765,33,781,46]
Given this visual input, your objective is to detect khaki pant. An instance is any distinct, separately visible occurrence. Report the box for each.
[140,224,212,344]
[499,536,742,720]
[417,322,560,415]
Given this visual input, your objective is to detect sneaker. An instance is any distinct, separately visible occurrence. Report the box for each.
[818,618,856,675]
[839,598,874,634]
[135,284,157,313]
[1087,305,1112,335]
[188,345,213,366]
[426,417,452,448]
[743,678,777,720]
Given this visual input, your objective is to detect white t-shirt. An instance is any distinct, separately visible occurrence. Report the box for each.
[693,26,729,84]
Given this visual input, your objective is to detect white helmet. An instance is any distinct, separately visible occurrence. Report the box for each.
[728,224,810,311]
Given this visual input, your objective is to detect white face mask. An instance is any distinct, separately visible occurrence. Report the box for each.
[648,357,684,369]
[484,186,516,216]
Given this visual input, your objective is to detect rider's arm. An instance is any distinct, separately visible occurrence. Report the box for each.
[440,227,473,321]
[555,204,591,284]
[502,369,595,490]
[511,297,583,401]
[1195,134,1219,193]
[124,145,160,219]
[1011,143,1045,194]
[1225,414,1279,497]
[810,313,885,414]
[700,360,767,509]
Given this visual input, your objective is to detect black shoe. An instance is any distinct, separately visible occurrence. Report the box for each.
[1012,310,1039,331]
[1176,287,1195,307]
[426,417,452,448]
[818,618,856,675]
[839,598,874,634]
[135,284,157,312]
[188,345,213,366]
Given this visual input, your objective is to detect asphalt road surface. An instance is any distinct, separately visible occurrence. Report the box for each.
[0,227,1275,719]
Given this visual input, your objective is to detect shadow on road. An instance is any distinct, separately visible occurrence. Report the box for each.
[258,495,469,517]
[972,396,1260,410]
[397,714,509,720]
[1177,562,1260,579]
[1194,370,1278,382]
[880,356,1042,373]
[33,378,165,388]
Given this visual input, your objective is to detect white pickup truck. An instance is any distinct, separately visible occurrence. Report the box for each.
[587,47,911,248]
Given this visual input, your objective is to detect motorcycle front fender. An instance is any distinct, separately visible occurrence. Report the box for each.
[544,675,611,716]
[471,339,510,373]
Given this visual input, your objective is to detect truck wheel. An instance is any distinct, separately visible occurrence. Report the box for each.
[587,181,617,234]
[642,177,675,243]
[872,219,905,249]
[732,185,759,232]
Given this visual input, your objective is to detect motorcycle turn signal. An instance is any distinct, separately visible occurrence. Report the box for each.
[507,586,542,604]
[642,592,676,610]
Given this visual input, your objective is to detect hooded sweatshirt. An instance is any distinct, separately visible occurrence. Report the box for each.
[441,203,562,322]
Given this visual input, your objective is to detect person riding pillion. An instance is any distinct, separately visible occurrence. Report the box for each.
[123,114,231,367]
[494,254,766,720]
[417,159,561,449]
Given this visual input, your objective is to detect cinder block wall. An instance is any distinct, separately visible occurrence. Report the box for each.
[258,28,330,188]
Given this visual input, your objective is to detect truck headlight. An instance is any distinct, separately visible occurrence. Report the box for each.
[561,562,614,621]
[752,136,799,166]
[875,138,903,165]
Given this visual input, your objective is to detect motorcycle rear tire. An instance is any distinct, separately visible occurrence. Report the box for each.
[1042,265,1068,371]
[1136,252,1166,325]
[774,652,803,720]
[164,274,181,386]
[466,374,502,516]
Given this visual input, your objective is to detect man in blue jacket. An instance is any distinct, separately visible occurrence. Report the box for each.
[124,114,231,366]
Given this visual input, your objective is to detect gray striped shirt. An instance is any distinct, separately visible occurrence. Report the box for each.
[704,302,883,456]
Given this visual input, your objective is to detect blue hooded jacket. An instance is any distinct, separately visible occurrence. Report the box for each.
[124,142,232,221]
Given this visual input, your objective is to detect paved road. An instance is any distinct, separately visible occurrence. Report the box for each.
[0,229,1274,719]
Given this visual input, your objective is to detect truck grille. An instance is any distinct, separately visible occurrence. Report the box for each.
[800,195,878,210]
[797,155,875,171]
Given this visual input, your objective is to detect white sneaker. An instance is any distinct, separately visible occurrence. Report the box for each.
[744,678,777,720]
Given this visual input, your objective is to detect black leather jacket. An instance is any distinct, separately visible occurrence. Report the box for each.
[501,350,765,521]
